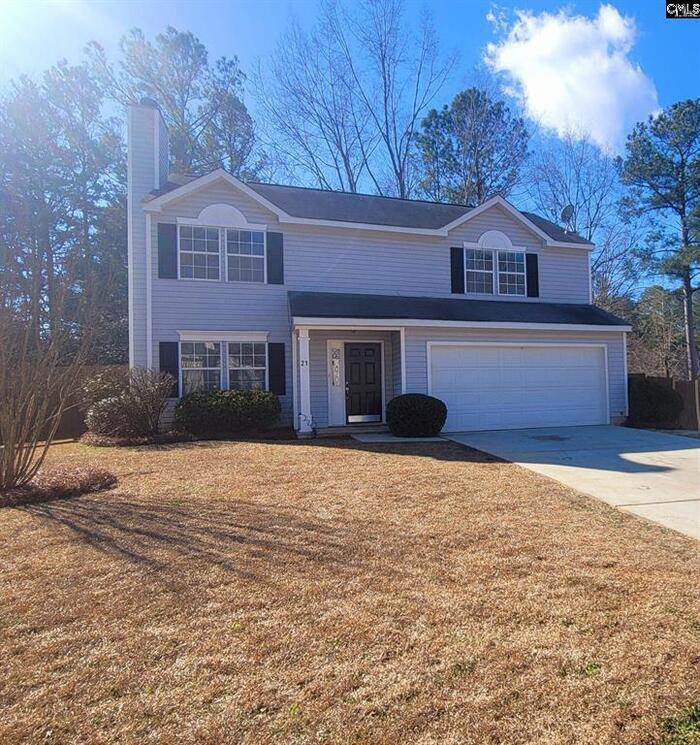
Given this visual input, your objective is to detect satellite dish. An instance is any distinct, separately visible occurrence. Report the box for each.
[560,204,575,229]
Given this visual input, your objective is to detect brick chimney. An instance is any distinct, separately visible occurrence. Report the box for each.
[127,98,169,368]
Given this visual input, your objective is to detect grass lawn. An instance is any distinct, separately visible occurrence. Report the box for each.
[1,438,698,744]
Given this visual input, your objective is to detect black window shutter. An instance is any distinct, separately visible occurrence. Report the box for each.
[450,246,465,294]
[526,253,540,297]
[267,343,286,395]
[159,341,180,397]
[158,223,178,279]
[266,232,284,284]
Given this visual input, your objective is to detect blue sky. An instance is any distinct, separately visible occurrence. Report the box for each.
[0,0,698,152]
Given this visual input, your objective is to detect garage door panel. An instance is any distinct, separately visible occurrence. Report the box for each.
[430,344,607,432]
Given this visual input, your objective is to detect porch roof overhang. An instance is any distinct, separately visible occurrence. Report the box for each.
[289,291,632,332]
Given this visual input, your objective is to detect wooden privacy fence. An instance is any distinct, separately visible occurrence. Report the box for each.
[630,374,700,430]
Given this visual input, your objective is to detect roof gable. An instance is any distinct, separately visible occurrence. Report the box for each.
[143,169,287,219]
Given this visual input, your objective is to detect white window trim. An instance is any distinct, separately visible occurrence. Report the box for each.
[224,228,267,284]
[177,224,222,282]
[496,249,527,297]
[176,332,272,395]
[463,243,528,298]
[177,330,269,343]
[464,247,496,295]
[179,340,223,396]
[227,340,270,391]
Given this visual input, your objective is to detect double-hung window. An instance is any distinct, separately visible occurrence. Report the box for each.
[228,342,267,390]
[179,226,220,280]
[226,229,265,282]
[497,251,526,296]
[180,342,221,394]
[464,247,526,296]
[465,249,495,294]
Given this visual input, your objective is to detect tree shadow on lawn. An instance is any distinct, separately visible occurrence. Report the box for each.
[23,491,403,587]
[126,436,502,464]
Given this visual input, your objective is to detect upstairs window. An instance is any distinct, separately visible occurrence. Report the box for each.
[465,249,494,294]
[464,247,527,297]
[226,229,265,283]
[228,342,267,390]
[180,341,221,394]
[498,251,526,296]
[179,226,220,280]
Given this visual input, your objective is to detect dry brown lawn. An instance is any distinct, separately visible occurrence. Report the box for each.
[1,438,698,745]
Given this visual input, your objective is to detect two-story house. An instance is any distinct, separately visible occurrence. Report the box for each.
[128,99,630,436]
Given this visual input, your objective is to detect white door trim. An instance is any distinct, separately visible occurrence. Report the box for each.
[326,338,387,426]
[426,341,610,427]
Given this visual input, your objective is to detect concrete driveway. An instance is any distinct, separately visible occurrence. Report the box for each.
[445,425,699,540]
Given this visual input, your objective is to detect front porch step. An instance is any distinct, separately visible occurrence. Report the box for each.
[315,423,389,438]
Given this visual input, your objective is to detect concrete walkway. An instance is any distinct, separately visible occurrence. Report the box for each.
[445,425,700,540]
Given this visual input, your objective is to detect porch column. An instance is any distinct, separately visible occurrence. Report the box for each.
[297,328,313,435]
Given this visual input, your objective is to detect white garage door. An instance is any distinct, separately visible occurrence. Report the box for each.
[429,344,608,432]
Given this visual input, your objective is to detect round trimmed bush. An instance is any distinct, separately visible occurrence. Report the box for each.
[174,389,281,435]
[628,376,683,427]
[386,394,447,437]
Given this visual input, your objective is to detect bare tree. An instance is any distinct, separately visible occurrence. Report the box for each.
[335,0,455,197]
[259,0,454,197]
[527,134,646,307]
[0,290,90,491]
[254,15,371,192]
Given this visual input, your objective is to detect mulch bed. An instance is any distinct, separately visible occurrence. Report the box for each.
[79,427,296,447]
[0,466,117,508]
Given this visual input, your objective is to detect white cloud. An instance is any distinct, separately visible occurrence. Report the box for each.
[484,4,659,152]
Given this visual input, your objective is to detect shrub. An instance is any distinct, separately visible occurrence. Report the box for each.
[386,394,447,437]
[0,466,117,508]
[86,394,142,437]
[84,368,174,437]
[175,389,281,435]
[628,376,684,427]
[81,366,129,412]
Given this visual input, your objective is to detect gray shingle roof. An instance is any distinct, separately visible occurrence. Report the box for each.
[145,173,593,245]
[288,291,628,326]
[247,182,470,230]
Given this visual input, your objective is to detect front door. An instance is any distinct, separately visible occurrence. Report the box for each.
[344,343,382,423]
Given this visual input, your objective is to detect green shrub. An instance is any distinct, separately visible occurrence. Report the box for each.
[174,389,281,435]
[386,394,447,437]
[628,376,684,427]
[84,368,174,437]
